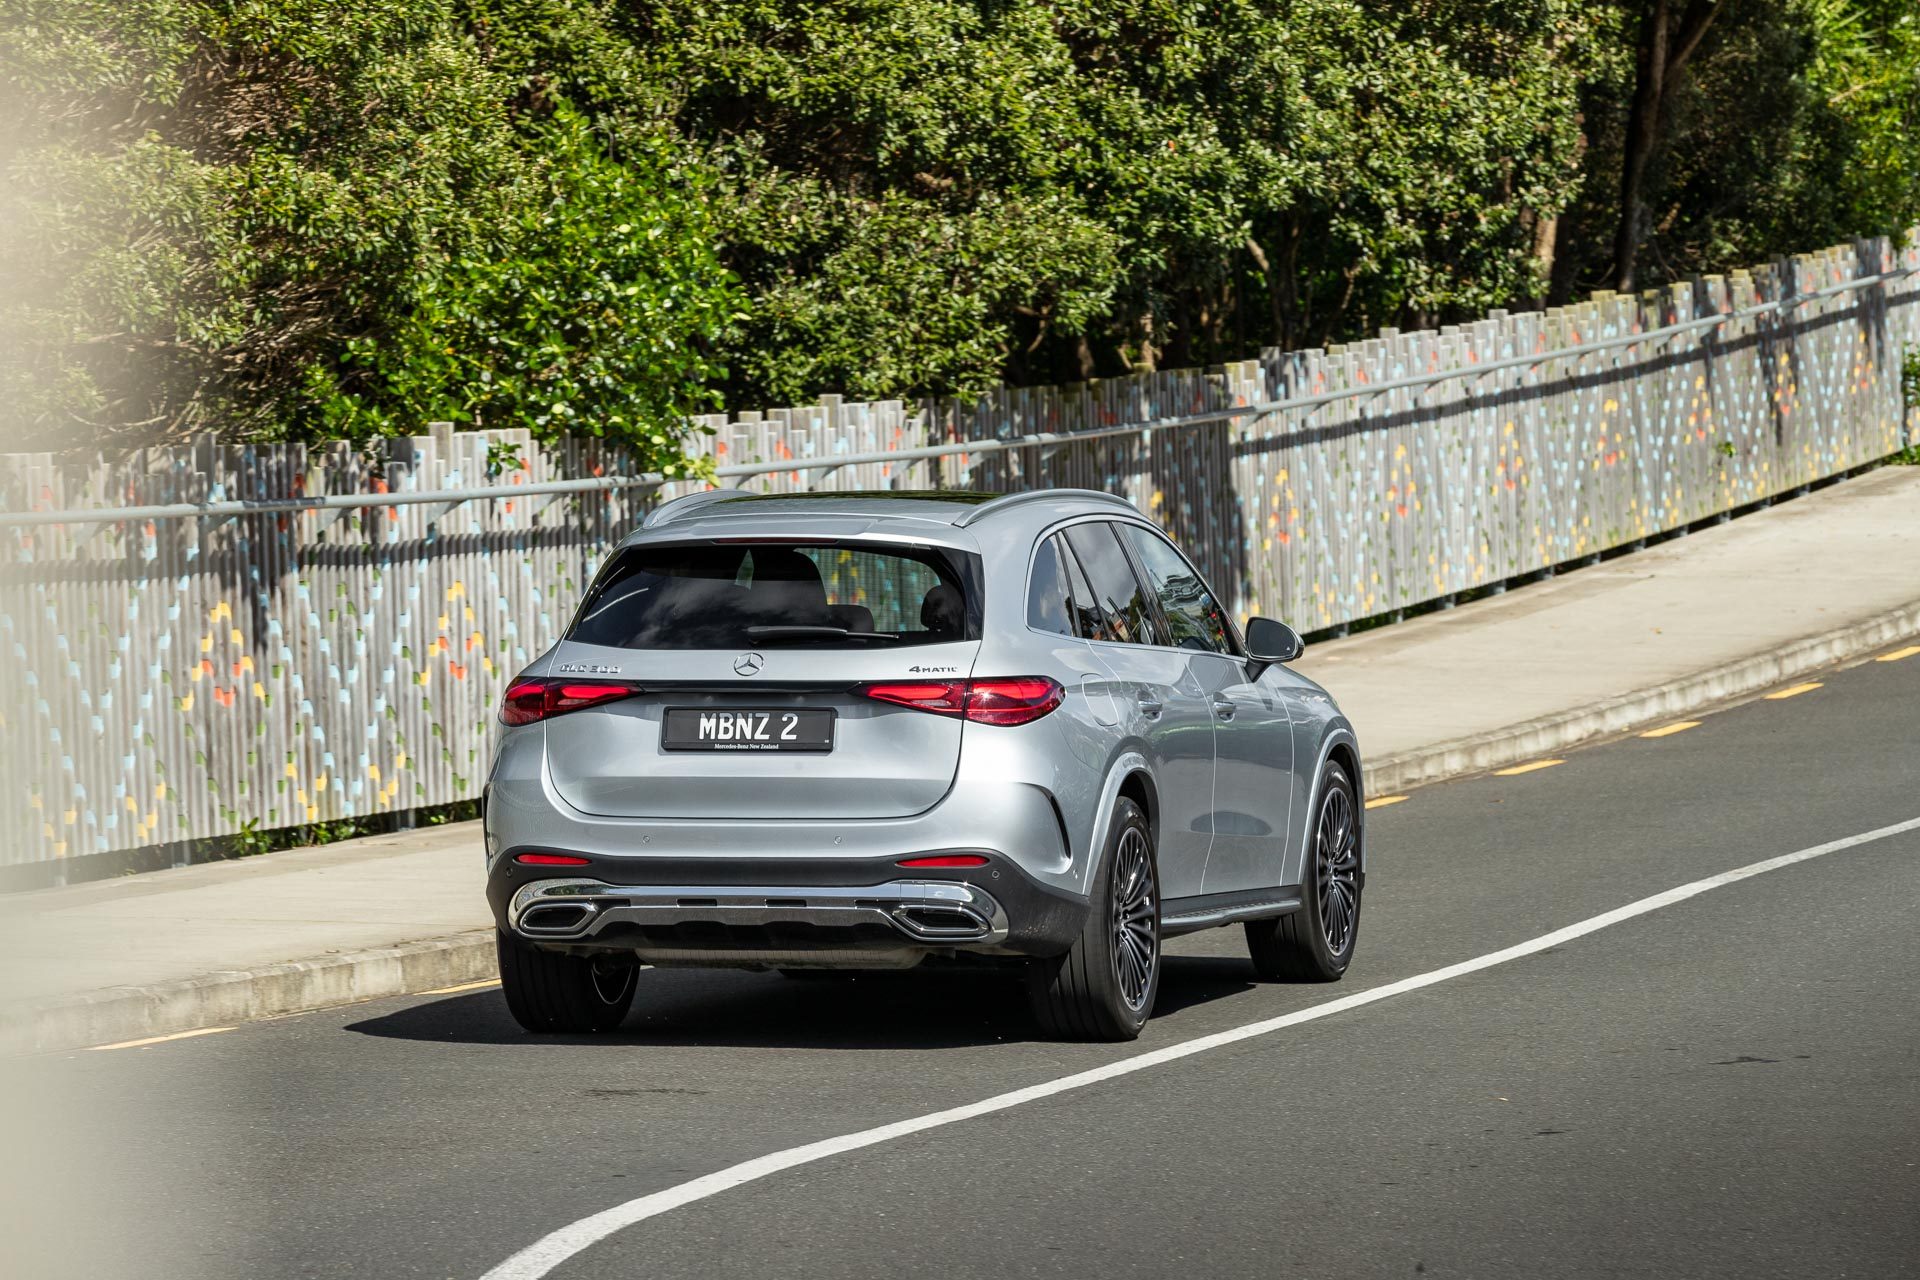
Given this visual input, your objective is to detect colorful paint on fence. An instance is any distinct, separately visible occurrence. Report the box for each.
[2,234,1914,872]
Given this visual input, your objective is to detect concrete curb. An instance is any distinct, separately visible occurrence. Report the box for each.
[7,597,1917,1055]
[3,930,496,1056]
[1362,597,1920,797]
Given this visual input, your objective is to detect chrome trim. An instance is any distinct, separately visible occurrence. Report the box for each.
[507,877,1010,946]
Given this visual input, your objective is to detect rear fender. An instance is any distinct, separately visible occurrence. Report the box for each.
[1081,751,1153,897]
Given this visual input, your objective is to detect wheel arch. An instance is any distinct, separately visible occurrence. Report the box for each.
[1290,722,1366,881]
[1078,753,1156,898]
[1323,735,1366,874]
[1116,769,1157,842]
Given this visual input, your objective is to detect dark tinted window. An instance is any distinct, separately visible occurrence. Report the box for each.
[569,542,976,649]
[1062,523,1159,645]
[1119,525,1236,654]
[1061,538,1113,642]
[1027,537,1074,636]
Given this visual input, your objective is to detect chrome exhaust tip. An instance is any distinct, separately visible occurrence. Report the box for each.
[518,902,597,935]
[890,903,995,941]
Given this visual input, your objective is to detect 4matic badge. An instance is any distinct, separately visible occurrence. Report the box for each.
[907,665,958,674]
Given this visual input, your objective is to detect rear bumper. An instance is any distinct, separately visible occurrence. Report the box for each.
[512,876,1007,943]
[487,851,1087,964]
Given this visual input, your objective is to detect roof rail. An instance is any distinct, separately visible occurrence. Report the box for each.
[952,488,1138,528]
[642,488,750,527]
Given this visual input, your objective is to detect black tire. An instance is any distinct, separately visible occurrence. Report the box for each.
[1026,797,1160,1041]
[1246,761,1362,982]
[496,930,638,1033]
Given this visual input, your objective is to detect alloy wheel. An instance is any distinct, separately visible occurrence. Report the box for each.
[1316,783,1360,955]
[1110,827,1159,1009]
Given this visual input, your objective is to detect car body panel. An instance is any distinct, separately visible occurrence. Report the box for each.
[539,638,981,820]
[1081,640,1215,898]
[1194,651,1296,895]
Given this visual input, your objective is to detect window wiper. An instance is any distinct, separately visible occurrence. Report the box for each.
[744,625,903,645]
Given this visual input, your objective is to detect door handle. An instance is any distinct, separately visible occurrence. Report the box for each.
[1136,691,1164,718]
[1211,694,1236,720]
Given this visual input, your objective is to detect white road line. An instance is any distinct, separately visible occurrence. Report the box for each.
[479,813,1920,1280]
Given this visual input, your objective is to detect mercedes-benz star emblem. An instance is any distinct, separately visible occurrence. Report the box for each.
[733,652,765,676]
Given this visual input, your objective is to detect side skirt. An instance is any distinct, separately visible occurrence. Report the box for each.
[1161,886,1303,937]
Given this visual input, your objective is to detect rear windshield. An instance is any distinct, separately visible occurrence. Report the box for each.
[568,542,981,649]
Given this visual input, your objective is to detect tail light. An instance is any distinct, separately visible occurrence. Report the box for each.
[858,677,1063,726]
[500,678,642,725]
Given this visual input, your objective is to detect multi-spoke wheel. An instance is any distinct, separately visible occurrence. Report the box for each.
[1315,778,1360,956]
[1246,762,1363,982]
[1027,797,1160,1040]
[497,930,639,1033]
[1110,824,1159,1011]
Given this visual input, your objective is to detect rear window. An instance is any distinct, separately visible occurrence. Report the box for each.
[568,542,980,649]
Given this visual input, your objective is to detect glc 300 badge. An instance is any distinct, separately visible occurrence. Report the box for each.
[556,662,622,675]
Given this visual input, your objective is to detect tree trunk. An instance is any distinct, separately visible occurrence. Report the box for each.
[1614,0,1720,293]
[1614,0,1671,294]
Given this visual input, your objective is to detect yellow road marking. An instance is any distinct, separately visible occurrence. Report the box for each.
[1764,682,1823,700]
[88,1026,234,1052]
[1876,645,1920,663]
[1640,720,1701,738]
[1364,795,1408,810]
[1495,759,1563,776]
[422,978,501,995]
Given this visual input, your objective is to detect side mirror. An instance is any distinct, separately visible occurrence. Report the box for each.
[1245,616,1304,665]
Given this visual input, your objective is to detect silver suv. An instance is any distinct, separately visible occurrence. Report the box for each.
[484,489,1364,1041]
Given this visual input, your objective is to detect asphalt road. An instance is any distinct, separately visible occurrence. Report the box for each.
[6,646,1918,1280]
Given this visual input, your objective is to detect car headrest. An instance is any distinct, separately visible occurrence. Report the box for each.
[747,548,830,619]
[920,583,964,637]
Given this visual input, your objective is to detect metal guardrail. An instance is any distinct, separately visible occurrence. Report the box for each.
[6,266,1909,531]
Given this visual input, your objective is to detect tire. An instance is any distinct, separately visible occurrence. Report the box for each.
[1246,761,1362,983]
[1026,797,1160,1041]
[496,930,638,1033]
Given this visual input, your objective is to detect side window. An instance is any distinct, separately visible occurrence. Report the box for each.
[1062,522,1160,645]
[1061,537,1112,642]
[1119,525,1236,655]
[1026,536,1074,636]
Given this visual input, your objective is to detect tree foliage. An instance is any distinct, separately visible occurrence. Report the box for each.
[0,0,739,465]
[2,0,1916,453]
[1551,0,1920,299]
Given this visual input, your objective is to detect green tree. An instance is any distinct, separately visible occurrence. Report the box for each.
[0,0,741,463]
[1550,0,1920,301]
[3,0,1914,451]
[633,0,1601,396]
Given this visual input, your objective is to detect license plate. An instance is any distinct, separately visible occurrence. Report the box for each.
[661,707,835,752]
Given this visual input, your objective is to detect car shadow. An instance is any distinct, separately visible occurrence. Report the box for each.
[344,954,1258,1051]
